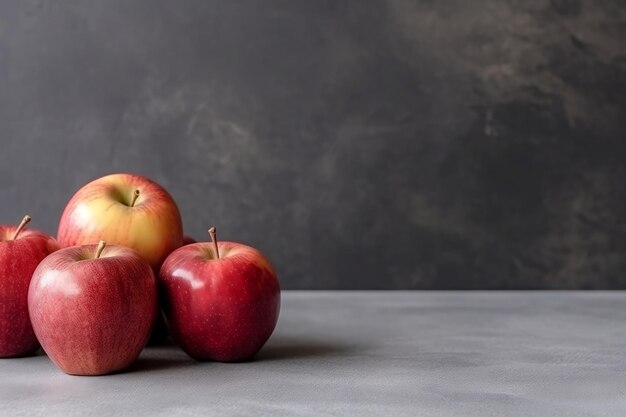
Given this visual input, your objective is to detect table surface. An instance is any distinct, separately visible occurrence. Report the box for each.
[1,291,625,417]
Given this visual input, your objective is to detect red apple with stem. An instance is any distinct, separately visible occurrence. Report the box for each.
[28,241,157,375]
[0,215,59,357]
[57,173,183,270]
[159,227,280,361]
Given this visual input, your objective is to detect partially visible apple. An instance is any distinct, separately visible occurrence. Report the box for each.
[57,173,183,270]
[159,227,280,362]
[28,241,157,375]
[0,216,59,357]
[182,235,196,245]
[148,236,196,345]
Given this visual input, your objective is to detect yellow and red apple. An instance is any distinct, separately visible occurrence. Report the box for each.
[57,173,183,269]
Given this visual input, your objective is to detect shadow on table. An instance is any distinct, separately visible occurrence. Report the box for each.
[127,343,196,373]
[128,356,195,373]
[255,336,352,362]
[124,337,351,373]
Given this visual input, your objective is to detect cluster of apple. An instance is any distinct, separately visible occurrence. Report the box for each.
[0,173,280,376]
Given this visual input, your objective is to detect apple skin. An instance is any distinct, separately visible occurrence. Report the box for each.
[28,244,157,376]
[57,173,183,270]
[0,225,59,357]
[182,235,196,245]
[149,236,197,345]
[159,241,280,362]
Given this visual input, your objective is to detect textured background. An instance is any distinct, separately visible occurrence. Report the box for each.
[0,0,624,289]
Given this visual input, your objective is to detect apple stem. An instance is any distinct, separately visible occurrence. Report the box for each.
[130,189,140,207]
[11,215,32,240]
[209,227,220,259]
[94,240,106,259]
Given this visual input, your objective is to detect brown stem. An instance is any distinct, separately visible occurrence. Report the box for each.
[94,241,106,259]
[208,227,220,259]
[130,189,141,207]
[12,215,32,240]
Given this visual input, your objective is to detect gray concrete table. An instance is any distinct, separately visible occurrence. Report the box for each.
[1,291,625,416]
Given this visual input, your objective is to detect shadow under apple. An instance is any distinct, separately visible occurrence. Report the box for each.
[253,336,352,362]
[126,343,195,373]
[118,336,353,373]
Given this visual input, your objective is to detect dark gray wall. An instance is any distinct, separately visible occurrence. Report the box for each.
[0,0,625,289]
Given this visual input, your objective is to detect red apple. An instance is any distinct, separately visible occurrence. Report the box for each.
[182,235,196,245]
[0,216,59,357]
[159,227,280,361]
[28,241,157,375]
[57,173,183,270]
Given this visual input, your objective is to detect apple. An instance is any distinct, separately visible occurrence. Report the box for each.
[147,234,196,345]
[57,173,183,270]
[28,241,157,375]
[151,232,195,343]
[182,235,196,245]
[0,216,59,357]
[159,227,280,361]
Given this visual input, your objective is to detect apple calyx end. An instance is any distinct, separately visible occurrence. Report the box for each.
[11,215,32,240]
[95,240,106,259]
[208,227,220,259]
